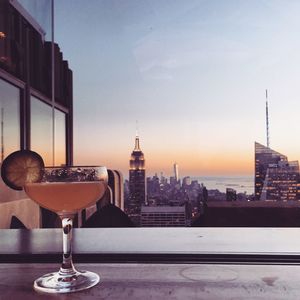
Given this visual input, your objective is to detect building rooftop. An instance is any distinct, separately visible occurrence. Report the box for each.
[141,206,185,213]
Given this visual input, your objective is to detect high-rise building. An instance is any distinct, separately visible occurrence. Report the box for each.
[260,160,299,201]
[174,162,179,182]
[128,135,146,225]
[255,142,299,201]
[255,142,286,200]
[0,0,73,166]
[0,0,73,228]
[226,188,237,201]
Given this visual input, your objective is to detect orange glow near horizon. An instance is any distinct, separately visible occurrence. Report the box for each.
[145,149,253,176]
[75,147,254,177]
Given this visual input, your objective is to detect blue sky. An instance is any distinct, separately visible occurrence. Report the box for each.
[50,0,300,177]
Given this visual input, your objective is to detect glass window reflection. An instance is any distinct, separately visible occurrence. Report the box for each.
[30,96,53,166]
[0,78,23,206]
[55,109,66,166]
[16,0,52,40]
[0,78,20,160]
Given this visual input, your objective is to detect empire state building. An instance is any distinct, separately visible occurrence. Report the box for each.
[128,135,146,226]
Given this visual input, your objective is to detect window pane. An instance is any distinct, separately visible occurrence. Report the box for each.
[0,78,20,159]
[55,109,66,166]
[0,78,23,206]
[17,0,52,41]
[30,96,53,166]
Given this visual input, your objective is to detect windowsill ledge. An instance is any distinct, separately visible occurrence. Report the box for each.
[1,227,300,264]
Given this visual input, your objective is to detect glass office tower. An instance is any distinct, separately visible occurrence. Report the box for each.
[255,142,299,201]
[0,0,72,211]
[260,160,299,201]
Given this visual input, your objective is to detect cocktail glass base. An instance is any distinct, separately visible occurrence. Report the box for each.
[33,270,100,293]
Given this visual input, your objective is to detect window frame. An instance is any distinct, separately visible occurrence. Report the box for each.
[0,68,24,151]
[29,91,69,166]
[0,69,71,166]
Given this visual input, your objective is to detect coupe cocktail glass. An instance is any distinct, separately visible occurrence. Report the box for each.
[24,166,108,293]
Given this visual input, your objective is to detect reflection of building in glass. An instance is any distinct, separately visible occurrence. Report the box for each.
[141,205,190,227]
[0,0,72,228]
[255,142,299,201]
[128,135,146,225]
[108,169,124,211]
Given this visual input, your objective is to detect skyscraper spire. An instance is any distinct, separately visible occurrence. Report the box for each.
[130,133,145,169]
[265,89,270,148]
[134,135,141,151]
[134,120,141,151]
[135,120,139,137]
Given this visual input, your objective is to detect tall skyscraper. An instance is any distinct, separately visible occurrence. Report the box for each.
[255,142,299,200]
[260,160,299,201]
[255,142,286,200]
[128,135,146,225]
[174,162,179,182]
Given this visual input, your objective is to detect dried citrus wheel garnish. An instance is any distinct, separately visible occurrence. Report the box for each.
[1,150,44,190]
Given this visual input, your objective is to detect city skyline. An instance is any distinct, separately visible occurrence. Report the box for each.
[52,0,300,176]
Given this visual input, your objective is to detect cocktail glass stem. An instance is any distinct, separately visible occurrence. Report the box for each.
[33,213,100,293]
[59,216,77,277]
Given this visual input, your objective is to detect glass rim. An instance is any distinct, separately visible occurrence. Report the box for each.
[43,166,107,169]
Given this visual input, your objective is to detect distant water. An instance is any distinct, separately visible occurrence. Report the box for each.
[191,176,254,195]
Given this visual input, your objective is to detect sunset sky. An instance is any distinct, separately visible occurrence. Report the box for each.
[50,0,300,177]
